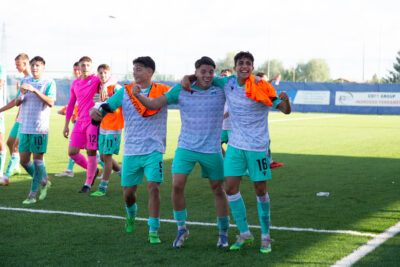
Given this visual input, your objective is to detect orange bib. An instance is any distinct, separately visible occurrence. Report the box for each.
[244,75,277,106]
[101,85,124,130]
[124,82,170,117]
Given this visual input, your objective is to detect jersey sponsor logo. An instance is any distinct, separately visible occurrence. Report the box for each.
[88,80,91,85]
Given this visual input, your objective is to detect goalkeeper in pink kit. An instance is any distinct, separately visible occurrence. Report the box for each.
[63,56,101,193]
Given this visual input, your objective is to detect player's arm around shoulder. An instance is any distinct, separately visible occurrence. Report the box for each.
[276,92,291,114]
[132,84,169,110]
[90,86,124,122]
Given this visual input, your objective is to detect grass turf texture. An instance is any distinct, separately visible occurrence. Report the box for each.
[0,109,399,266]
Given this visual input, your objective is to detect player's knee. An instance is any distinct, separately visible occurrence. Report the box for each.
[6,139,13,149]
[254,186,267,196]
[123,190,136,205]
[172,180,185,194]
[148,182,160,196]
[225,185,239,196]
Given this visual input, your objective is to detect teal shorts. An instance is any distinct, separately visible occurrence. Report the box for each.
[19,133,48,153]
[9,121,21,138]
[98,133,121,155]
[121,151,164,187]
[221,129,231,144]
[0,118,5,134]
[172,147,224,181]
[224,145,271,182]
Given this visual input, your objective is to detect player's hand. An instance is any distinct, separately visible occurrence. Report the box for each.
[20,84,35,93]
[90,108,103,121]
[180,75,193,92]
[254,75,262,84]
[278,92,289,101]
[63,126,69,139]
[100,86,108,101]
[132,84,141,97]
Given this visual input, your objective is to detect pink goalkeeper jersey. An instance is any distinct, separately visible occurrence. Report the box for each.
[66,74,101,123]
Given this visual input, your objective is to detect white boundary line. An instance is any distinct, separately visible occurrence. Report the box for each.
[270,115,344,122]
[0,206,376,238]
[331,221,400,267]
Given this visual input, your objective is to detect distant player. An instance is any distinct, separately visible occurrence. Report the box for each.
[63,56,101,193]
[184,51,291,253]
[0,53,31,185]
[90,64,122,197]
[219,69,232,158]
[16,56,56,204]
[0,62,7,178]
[255,72,283,169]
[132,57,230,248]
[90,56,170,244]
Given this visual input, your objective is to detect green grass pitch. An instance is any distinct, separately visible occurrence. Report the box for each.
[0,109,399,266]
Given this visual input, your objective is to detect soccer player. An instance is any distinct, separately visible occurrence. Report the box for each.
[15,56,56,204]
[90,64,122,197]
[0,53,31,185]
[219,69,232,158]
[55,62,81,177]
[255,72,283,169]
[215,52,290,253]
[183,52,291,253]
[63,56,101,193]
[0,62,7,178]
[131,57,230,248]
[90,56,170,244]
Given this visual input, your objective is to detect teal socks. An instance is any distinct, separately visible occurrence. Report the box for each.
[148,217,160,232]
[23,161,35,178]
[30,160,46,193]
[67,158,75,171]
[99,180,109,193]
[4,154,20,177]
[228,192,249,234]
[217,216,230,234]
[125,203,137,218]
[0,150,6,176]
[257,193,270,235]
[173,209,187,229]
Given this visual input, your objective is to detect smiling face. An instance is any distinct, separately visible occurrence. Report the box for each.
[133,63,153,84]
[234,57,254,81]
[30,61,45,80]
[79,60,92,79]
[98,68,111,84]
[195,64,214,89]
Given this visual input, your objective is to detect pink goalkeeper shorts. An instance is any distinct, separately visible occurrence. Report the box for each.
[69,120,99,150]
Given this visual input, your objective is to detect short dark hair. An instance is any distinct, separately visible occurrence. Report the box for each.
[220,69,232,75]
[132,56,155,72]
[15,53,29,61]
[73,62,79,67]
[195,56,216,69]
[97,64,110,72]
[30,56,45,65]
[79,56,92,64]
[256,72,266,78]
[234,51,254,66]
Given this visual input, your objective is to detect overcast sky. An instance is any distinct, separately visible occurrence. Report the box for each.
[1,0,399,80]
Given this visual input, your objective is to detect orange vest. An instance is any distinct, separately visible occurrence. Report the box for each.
[124,82,170,117]
[244,75,277,106]
[100,85,124,130]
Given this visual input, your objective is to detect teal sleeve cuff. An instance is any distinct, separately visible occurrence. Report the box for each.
[272,98,282,108]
